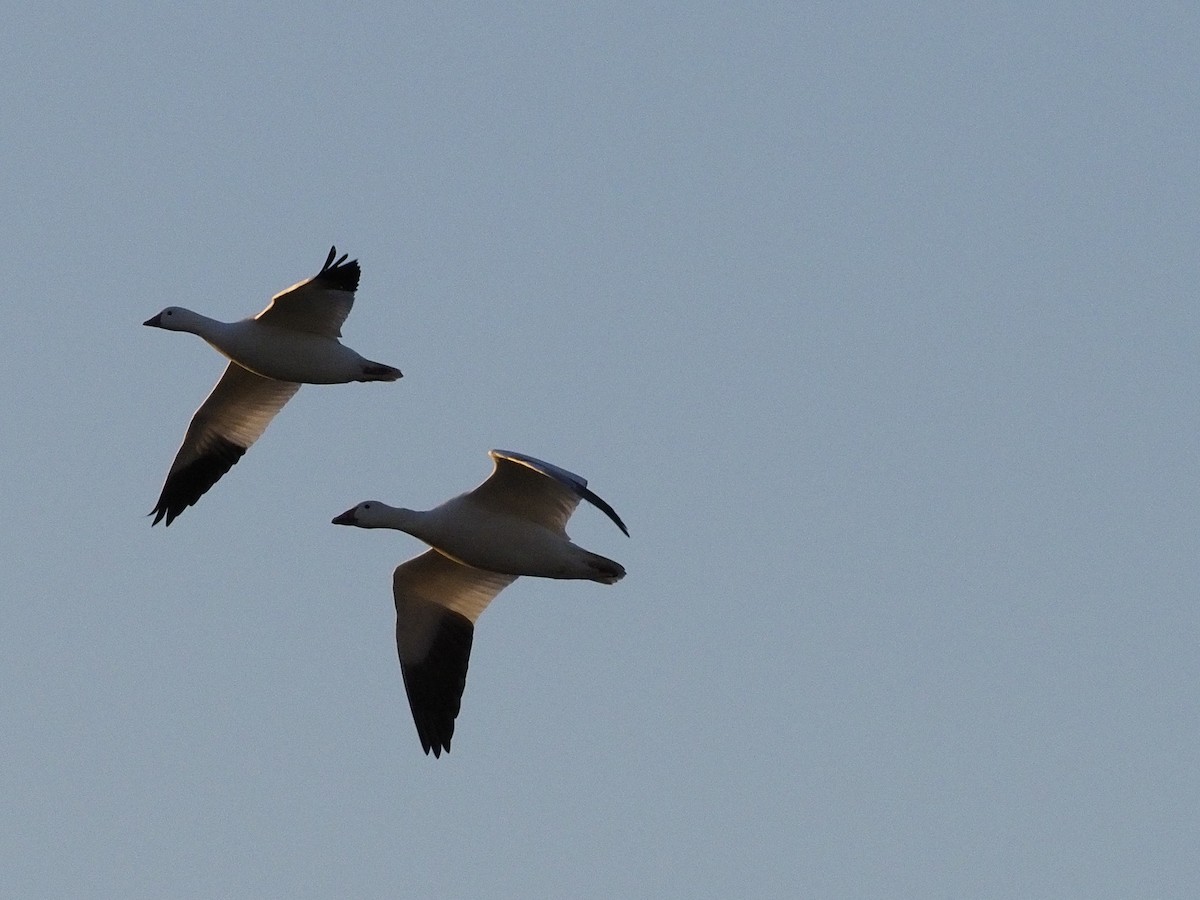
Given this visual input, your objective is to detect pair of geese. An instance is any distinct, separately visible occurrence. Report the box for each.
[145,247,628,757]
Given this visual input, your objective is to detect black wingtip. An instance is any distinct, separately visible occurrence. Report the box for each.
[582,486,630,537]
[149,499,184,527]
[423,738,447,758]
[149,436,247,527]
[314,245,360,292]
[400,611,474,759]
[320,245,348,272]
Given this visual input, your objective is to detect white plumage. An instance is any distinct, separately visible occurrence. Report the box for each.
[332,449,629,757]
[145,247,401,525]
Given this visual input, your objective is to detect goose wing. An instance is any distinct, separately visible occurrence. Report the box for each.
[392,550,517,757]
[468,449,629,536]
[254,246,360,338]
[150,363,299,525]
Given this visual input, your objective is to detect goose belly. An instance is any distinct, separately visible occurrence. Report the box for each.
[429,515,596,580]
[207,329,365,383]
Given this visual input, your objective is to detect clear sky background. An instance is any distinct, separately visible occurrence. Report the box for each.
[3,3,1198,898]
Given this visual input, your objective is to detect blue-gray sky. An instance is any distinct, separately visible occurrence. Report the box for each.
[3,3,1198,897]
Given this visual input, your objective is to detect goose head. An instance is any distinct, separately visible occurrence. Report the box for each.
[332,501,405,529]
[143,306,206,332]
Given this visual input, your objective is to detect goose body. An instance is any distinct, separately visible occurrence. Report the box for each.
[145,247,401,526]
[352,498,624,582]
[148,310,395,384]
[332,449,629,757]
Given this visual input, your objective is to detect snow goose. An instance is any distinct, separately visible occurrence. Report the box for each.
[144,247,402,526]
[332,449,629,757]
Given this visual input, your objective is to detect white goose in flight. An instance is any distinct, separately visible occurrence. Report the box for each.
[332,449,629,757]
[145,247,401,526]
